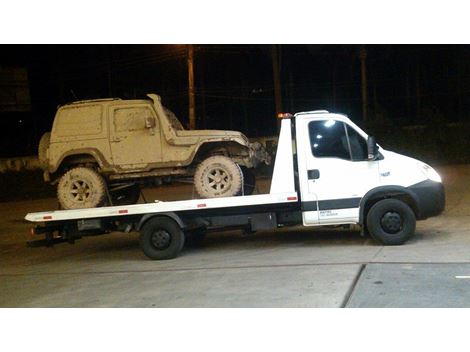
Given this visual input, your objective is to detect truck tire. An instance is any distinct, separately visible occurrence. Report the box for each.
[366,198,416,245]
[140,217,185,260]
[38,132,51,169]
[240,166,256,195]
[194,155,243,198]
[57,167,107,209]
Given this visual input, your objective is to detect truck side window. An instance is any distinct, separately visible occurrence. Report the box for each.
[308,120,350,160]
[345,125,368,161]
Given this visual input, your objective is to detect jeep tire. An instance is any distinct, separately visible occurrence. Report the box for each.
[57,167,107,209]
[194,155,243,198]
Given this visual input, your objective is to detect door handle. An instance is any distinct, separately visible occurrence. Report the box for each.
[308,169,320,180]
[112,138,122,143]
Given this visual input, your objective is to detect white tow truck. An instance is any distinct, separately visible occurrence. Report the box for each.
[25,111,445,260]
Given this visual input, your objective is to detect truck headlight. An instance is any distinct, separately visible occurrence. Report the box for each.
[420,163,442,183]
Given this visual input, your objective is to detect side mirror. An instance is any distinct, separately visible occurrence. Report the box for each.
[367,136,379,160]
[145,116,156,129]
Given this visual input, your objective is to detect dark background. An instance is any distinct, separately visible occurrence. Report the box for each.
[1,44,470,163]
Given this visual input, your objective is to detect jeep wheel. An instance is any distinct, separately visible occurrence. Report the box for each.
[57,167,107,209]
[194,155,243,198]
[38,132,51,169]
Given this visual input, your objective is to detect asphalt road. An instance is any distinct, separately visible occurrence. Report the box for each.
[1,165,470,307]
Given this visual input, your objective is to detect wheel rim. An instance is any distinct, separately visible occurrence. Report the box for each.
[70,179,92,203]
[380,211,403,234]
[150,230,171,249]
[206,167,230,192]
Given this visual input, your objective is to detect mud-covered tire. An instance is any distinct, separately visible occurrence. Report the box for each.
[38,132,51,169]
[194,155,243,198]
[140,217,184,260]
[240,166,256,195]
[109,184,141,206]
[367,199,416,245]
[57,167,107,209]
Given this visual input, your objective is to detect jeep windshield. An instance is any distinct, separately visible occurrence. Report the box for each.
[164,108,184,131]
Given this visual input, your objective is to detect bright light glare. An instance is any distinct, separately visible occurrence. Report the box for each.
[316,134,322,139]
[420,163,442,183]
[324,120,335,127]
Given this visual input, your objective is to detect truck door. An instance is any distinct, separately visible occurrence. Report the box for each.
[109,104,162,169]
[297,117,379,225]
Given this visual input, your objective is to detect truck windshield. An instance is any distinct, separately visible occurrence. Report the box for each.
[164,108,185,131]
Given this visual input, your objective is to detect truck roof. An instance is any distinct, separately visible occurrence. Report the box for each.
[296,110,330,115]
[295,110,350,121]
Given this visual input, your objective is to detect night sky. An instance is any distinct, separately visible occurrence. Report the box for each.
[1,44,469,157]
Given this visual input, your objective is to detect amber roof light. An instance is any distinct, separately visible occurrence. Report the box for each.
[277,112,293,119]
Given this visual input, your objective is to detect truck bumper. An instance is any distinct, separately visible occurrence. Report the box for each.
[408,180,445,220]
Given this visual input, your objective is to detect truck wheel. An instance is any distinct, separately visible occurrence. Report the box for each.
[194,155,243,198]
[38,132,51,169]
[140,217,184,260]
[366,199,416,245]
[109,183,141,206]
[57,167,107,209]
[240,166,256,195]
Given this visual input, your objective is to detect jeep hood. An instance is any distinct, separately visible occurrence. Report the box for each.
[175,130,250,146]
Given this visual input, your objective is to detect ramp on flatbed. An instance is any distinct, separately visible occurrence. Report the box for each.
[346,263,470,308]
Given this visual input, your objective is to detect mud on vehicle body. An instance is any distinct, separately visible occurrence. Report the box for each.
[39,94,270,209]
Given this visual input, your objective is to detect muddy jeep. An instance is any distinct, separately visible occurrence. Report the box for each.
[38,94,270,209]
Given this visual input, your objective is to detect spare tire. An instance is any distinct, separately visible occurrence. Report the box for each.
[57,167,107,209]
[194,155,243,198]
[38,132,51,169]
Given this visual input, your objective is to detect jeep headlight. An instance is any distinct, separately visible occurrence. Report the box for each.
[419,163,442,183]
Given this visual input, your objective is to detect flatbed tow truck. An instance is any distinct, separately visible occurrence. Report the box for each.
[25,111,445,260]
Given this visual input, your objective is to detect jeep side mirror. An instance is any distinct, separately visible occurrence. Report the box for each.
[145,116,156,129]
[367,136,379,160]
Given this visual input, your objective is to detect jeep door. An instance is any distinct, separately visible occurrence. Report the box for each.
[109,104,162,169]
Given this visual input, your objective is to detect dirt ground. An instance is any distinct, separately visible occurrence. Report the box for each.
[1,165,470,307]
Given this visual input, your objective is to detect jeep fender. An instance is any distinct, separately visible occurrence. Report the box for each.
[50,148,109,174]
[192,140,250,161]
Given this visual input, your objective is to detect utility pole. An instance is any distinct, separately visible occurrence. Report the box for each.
[359,46,368,122]
[271,44,283,116]
[187,44,196,130]
[106,46,113,97]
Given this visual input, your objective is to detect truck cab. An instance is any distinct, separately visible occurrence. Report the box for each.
[272,111,445,237]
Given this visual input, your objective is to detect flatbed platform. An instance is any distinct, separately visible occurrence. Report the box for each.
[25,192,299,223]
